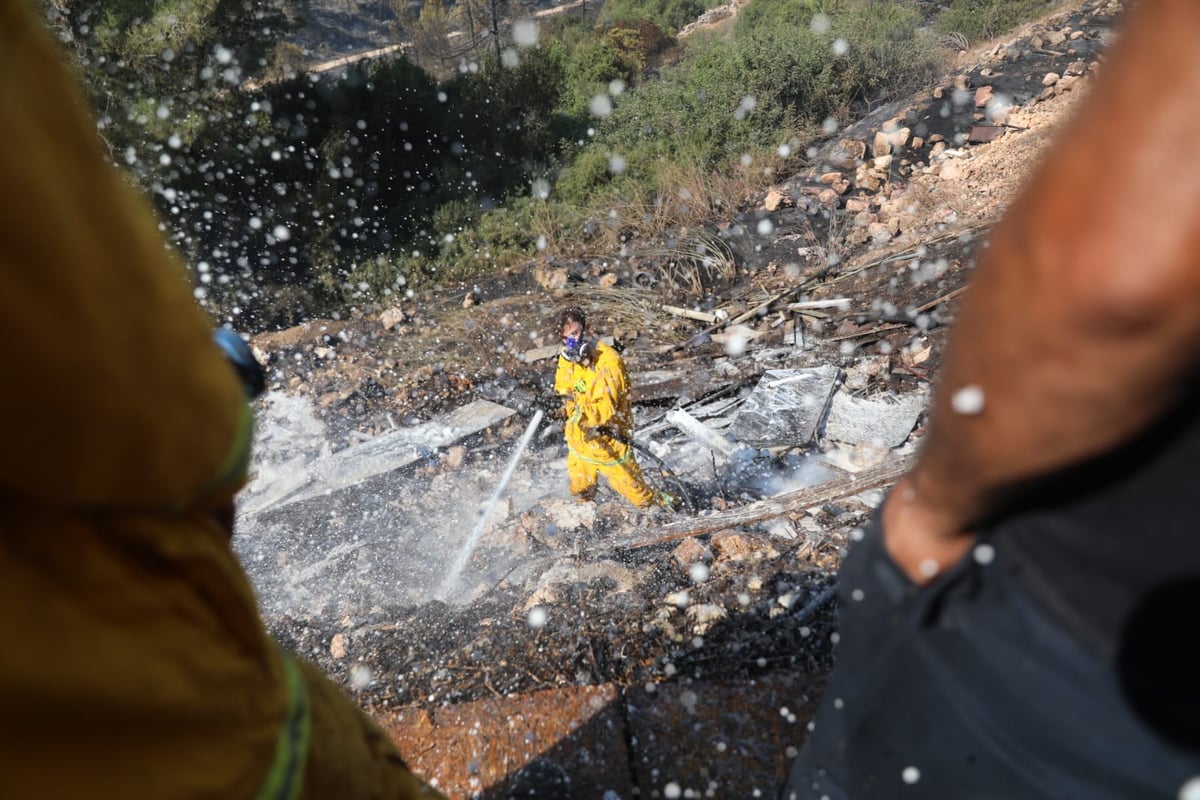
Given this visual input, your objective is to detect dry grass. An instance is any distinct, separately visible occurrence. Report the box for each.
[642,230,738,293]
[557,285,669,339]
[537,142,805,268]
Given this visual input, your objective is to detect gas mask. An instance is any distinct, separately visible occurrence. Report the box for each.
[562,334,594,364]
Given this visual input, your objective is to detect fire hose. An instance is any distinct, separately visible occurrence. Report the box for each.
[594,425,696,513]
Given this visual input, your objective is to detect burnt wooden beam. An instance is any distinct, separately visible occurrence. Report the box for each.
[594,452,917,552]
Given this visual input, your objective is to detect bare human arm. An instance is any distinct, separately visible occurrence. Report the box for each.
[885,0,1200,582]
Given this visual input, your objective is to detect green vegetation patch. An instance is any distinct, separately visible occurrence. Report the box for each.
[599,0,720,34]
[934,0,1059,45]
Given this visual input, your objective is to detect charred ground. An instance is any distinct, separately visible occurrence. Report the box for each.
[237,1,1120,792]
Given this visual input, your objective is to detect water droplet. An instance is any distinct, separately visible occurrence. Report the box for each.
[734,95,757,121]
[349,664,372,689]
[725,331,748,357]
[512,19,538,47]
[667,590,690,608]
[951,384,985,415]
[1178,776,1200,800]
[589,93,613,117]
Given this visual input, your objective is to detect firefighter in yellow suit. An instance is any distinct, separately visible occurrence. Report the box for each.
[553,307,670,510]
[0,3,444,798]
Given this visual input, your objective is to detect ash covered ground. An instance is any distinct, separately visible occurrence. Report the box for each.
[230,0,1118,729]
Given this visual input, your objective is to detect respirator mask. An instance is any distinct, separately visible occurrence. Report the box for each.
[562,334,593,363]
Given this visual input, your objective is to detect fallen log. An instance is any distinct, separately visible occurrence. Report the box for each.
[596,452,916,552]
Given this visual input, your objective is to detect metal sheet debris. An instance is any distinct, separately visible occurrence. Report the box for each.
[824,389,928,448]
[729,366,842,448]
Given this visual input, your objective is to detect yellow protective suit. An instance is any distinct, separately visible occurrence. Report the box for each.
[0,4,443,798]
[554,340,658,508]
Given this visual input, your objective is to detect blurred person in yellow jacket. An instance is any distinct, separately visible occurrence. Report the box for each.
[553,306,673,511]
[0,3,444,798]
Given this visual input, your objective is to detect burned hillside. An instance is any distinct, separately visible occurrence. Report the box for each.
[234,1,1121,796]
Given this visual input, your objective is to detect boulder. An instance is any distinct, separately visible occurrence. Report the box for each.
[763,189,793,211]
[673,537,713,572]
[827,138,867,169]
[534,264,569,291]
[380,306,408,330]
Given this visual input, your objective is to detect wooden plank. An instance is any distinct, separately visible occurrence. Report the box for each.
[664,408,738,457]
[662,304,724,324]
[521,344,561,363]
[594,453,916,552]
[710,325,769,345]
[914,284,968,314]
[785,298,851,311]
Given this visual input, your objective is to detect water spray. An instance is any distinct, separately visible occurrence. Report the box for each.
[438,409,544,600]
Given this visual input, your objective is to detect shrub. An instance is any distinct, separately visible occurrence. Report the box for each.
[554,147,617,206]
[420,202,541,282]
[565,39,637,115]
[733,0,818,36]
[599,0,717,34]
[600,20,674,75]
[934,0,1057,44]
[432,199,481,237]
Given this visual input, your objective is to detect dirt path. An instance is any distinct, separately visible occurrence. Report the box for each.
[301,0,589,78]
